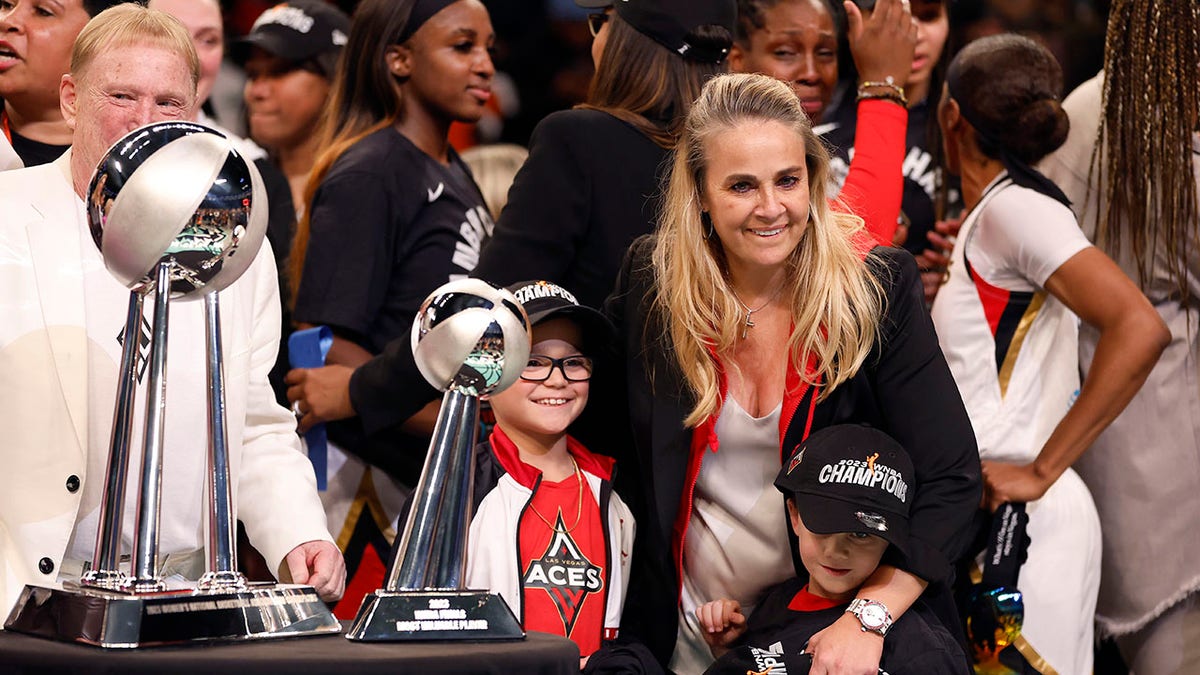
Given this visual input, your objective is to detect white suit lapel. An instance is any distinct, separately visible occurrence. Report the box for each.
[24,153,89,456]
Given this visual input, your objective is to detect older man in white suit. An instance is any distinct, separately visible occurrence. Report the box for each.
[0,4,344,616]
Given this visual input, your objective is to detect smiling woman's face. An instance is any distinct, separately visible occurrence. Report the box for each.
[702,118,811,280]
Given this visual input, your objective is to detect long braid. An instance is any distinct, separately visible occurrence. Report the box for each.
[1089,0,1200,298]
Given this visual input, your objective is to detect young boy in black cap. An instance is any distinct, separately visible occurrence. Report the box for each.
[698,425,967,674]
[464,280,636,665]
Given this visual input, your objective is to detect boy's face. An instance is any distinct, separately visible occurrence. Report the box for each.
[488,318,590,443]
[788,499,888,602]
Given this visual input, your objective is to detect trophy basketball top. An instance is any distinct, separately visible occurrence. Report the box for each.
[412,279,531,396]
[86,121,269,299]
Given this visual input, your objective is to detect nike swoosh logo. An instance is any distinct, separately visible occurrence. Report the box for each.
[427,182,444,202]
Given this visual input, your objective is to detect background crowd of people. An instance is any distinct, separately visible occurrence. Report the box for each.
[1,1,1196,674]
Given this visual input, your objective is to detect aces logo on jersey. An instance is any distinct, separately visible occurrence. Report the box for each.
[522,512,604,637]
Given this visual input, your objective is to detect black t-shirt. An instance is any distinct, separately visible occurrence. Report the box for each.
[293,125,492,353]
[822,95,962,256]
[10,129,68,167]
[293,126,491,484]
[706,577,970,675]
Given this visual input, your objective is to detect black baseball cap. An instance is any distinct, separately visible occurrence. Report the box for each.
[775,424,914,554]
[235,0,351,78]
[505,280,614,350]
[575,0,736,64]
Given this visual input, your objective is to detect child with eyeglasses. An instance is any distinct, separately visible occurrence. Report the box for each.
[463,280,637,668]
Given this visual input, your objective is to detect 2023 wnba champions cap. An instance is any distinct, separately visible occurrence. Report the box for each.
[505,280,614,344]
[775,424,915,554]
[575,0,735,63]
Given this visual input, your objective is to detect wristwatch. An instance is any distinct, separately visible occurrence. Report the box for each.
[847,598,893,636]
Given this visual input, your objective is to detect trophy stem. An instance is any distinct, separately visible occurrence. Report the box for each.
[386,389,477,592]
[83,289,147,589]
[129,262,172,592]
[198,291,245,590]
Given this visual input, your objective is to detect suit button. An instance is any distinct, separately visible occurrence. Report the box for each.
[38,557,54,575]
[66,475,81,493]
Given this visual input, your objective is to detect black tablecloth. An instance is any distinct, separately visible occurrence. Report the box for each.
[0,626,579,675]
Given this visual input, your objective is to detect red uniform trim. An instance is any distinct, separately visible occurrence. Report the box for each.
[787,585,844,612]
[489,426,615,489]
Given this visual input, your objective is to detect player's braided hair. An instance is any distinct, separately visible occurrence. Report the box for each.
[1090,0,1200,297]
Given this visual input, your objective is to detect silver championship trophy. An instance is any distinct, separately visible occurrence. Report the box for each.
[347,279,529,641]
[4,122,339,646]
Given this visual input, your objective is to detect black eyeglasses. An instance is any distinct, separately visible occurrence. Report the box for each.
[587,12,609,38]
[521,355,594,382]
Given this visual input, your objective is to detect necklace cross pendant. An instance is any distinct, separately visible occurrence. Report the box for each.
[742,314,755,340]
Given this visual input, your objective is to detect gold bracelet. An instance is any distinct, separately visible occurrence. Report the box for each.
[858,78,907,105]
[856,90,908,107]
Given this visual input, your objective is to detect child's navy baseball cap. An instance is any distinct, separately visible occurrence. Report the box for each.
[505,280,614,349]
[775,424,914,554]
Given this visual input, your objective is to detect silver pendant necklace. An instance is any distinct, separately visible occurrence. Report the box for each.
[731,287,782,339]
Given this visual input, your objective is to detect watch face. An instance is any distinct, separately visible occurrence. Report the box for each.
[860,603,888,628]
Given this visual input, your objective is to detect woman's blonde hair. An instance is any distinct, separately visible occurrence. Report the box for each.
[653,72,883,427]
[72,4,200,89]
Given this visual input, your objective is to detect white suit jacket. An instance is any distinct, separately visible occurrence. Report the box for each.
[0,153,333,614]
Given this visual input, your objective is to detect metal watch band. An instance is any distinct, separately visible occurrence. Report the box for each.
[847,598,893,636]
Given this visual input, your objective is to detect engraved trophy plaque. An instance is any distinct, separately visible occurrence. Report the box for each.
[346,279,529,641]
[4,122,339,647]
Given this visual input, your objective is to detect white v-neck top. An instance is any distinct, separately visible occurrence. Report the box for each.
[671,396,793,675]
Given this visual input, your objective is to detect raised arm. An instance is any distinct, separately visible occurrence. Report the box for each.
[833,0,916,245]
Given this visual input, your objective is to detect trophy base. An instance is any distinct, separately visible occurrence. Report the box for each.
[3,582,340,648]
[346,589,524,641]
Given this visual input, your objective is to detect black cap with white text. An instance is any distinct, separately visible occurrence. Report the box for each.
[775,424,914,554]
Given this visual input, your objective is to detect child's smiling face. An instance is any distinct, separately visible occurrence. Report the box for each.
[489,319,590,443]
[789,499,889,602]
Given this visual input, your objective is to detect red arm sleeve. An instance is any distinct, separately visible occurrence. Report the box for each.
[832,99,908,246]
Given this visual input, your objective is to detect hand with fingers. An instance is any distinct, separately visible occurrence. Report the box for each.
[697,598,747,656]
[980,460,1051,512]
[917,217,962,304]
[804,612,884,675]
[285,365,357,433]
[282,540,346,602]
[845,0,919,98]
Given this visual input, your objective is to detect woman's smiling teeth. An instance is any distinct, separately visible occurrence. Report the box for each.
[535,398,570,406]
[751,226,787,237]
